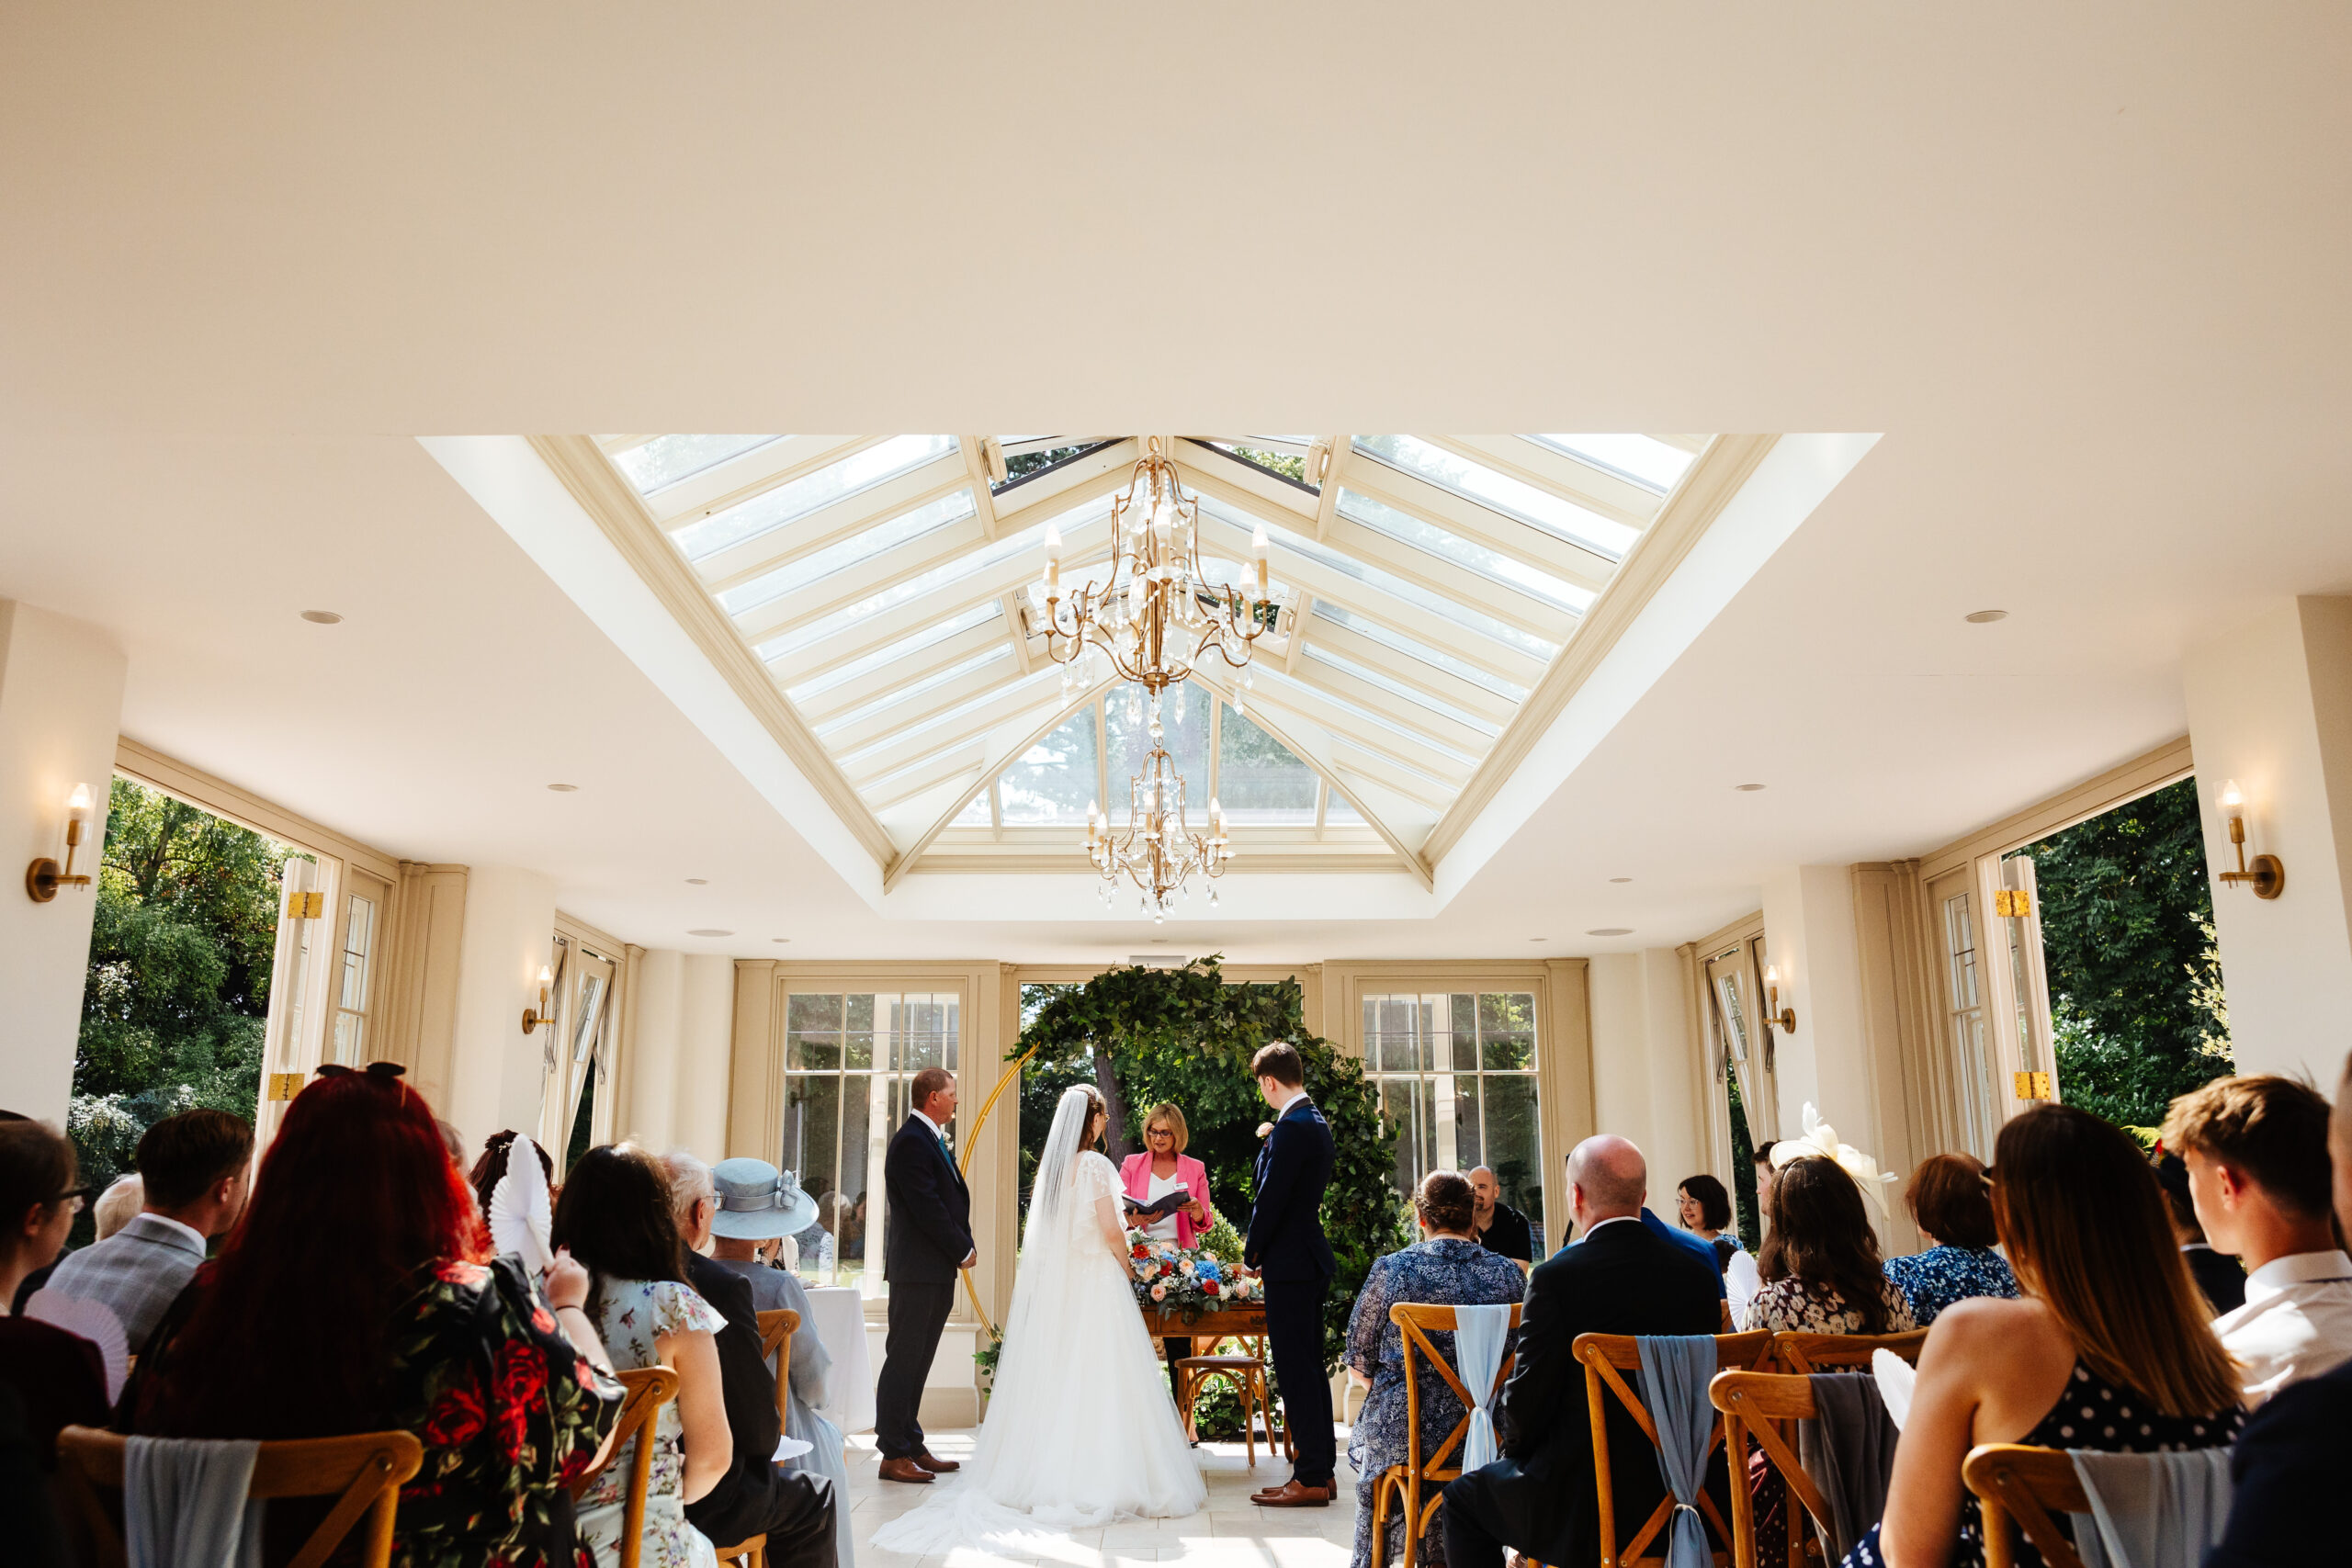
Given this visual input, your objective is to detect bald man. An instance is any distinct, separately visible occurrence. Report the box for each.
[1442,1135,1724,1568]
[1467,1166,1533,1269]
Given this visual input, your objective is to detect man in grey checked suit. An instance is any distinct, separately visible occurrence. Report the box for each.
[44,1108,252,1350]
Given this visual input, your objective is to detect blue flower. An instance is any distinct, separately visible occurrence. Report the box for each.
[1194,1258,1223,1282]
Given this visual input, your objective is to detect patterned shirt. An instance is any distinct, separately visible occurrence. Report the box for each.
[1740,1273,1918,1336]
[1884,1245,2018,1325]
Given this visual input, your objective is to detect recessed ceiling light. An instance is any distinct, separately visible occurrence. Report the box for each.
[685,877,708,886]
[299,610,343,625]
[546,783,578,793]
[686,928,733,938]
[1609,876,1632,884]
[1964,609,2009,624]
[1736,783,1767,792]
[771,937,790,943]
[1587,927,1634,937]
[1529,937,1547,942]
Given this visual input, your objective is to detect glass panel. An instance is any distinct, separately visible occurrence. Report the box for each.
[673,434,958,562]
[1364,991,1542,1228]
[1326,790,1363,824]
[336,895,374,1010]
[614,434,784,495]
[1449,994,1479,1071]
[1478,993,1538,1069]
[835,667,1057,771]
[787,991,844,1034]
[571,973,607,1065]
[998,705,1102,825]
[757,523,1049,662]
[1336,488,1595,615]
[785,602,1002,705]
[1353,434,1640,559]
[719,489,978,615]
[1216,703,1318,824]
[783,1070,840,1282]
[949,788,992,827]
[1444,1073,1481,1170]
[838,1073,874,1271]
[813,646,1013,739]
[1521,434,1694,494]
[1103,682,1210,820]
[1303,644,1503,737]
[1309,602,1529,702]
[1483,1074,1544,1231]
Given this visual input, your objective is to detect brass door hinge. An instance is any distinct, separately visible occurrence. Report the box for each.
[2013,1070,2053,1100]
[287,890,326,919]
[1993,888,2032,918]
[266,1071,307,1101]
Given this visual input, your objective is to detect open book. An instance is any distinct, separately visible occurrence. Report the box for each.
[1123,1190,1192,1220]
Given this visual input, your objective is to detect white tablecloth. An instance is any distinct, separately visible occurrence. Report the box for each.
[803,1285,875,1434]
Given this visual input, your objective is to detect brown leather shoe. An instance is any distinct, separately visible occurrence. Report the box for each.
[878,1457,935,1484]
[912,1450,961,1473]
[1256,1479,1335,1507]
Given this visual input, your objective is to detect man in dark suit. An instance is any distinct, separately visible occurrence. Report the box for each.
[664,1152,838,1568]
[876,1066,976,1485]
[1443,1134,1723,1568]
[1242,1042,1339,1507]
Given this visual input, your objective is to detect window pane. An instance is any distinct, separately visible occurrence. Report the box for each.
[1337,487,1595,615]
[1484,1074,1543,1232]
[757,522,1049,662]
[998,705,1101,825]
[673,434,957,562]
[1354,434,1640,558]
[785,602,1003,705]
[950,788,992,827]
[1104,682,1209,819]
[790,1031,841,1071]
[1479,993,1538,1069]
[720,488,978,615]
[1217,703,1318,823]
[787,992,844,1035]
[1327,790,1363,824]
[1449,993,1479,1072]
[1521,434,1693,494]
[615,434,784,495]
[838,1074,875,1277]
[1309,602,1529,702]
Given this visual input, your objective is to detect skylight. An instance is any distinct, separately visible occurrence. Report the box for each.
[1522,434,1693,494]
[1354,434,1639,558]
[1335,488,1595,616]
[672,434,957,562]
[719,490,976,615]
[612,434,784,494]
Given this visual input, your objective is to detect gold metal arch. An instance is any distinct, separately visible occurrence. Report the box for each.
[953,1042,1042,1336]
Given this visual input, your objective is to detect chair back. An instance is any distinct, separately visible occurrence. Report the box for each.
[1392,1302,1523,1482]
[1963,1444,2090,1568]
[570,1366,680,1568]
[756,1308,799,1421]
[1771,1330,1928,1373]
[1574,1330,1773,1568]
[1707,1371,1838,1568]
[55,1425,424,1568]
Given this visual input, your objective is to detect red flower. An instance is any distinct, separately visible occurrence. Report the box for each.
[1131,1244,1149,1259]
[493,1341,549,1459]
[422,1370,487,1448]
[1159,1262,1174,1278]
[1203,1280,1221,1297]
[530,1305,558,1335]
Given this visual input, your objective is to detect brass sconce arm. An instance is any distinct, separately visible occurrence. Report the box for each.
[521,965,555,1034]
[2215,782,2285,900]
[1762,964,1798,1033]
[26,785,96,903]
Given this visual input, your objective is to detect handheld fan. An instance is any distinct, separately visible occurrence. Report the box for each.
[489,1134,555,1276]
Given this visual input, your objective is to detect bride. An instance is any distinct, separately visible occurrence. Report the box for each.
[871,1084,1206,1548]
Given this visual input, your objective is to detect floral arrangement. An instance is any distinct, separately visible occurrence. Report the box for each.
[1128,1232,1261,1321]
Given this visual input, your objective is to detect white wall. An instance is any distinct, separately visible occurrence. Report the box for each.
[0,601,128,1122]
[442,864,557,1151]
[1587,948,1707,1197]
[617,949,735,1160]
[2184,595,2352,1085]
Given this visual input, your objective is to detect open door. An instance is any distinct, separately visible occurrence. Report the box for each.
[538,937,619,1175]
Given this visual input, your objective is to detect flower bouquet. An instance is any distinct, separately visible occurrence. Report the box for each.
[1127,1232,1261,1323]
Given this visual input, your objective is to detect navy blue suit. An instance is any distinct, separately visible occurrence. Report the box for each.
[877,1114,974,1461]
[2206,1356,2352,1566]
[1246,1094,1337,1486]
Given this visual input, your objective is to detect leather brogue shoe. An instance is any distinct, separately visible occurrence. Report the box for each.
[1256,1479,1335,1507]
[912,1450,961,1473]
[878,1457,935,1484]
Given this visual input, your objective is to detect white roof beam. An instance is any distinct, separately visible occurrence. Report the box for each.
[1336,458,1622,593]
[646,435,879,526]
[960,437,1005,539]
[1317,513,1576,641]
[1421,435,1664,528]
[819,649,1023,755]
[791,614,1013,726]
[731,515,989,641]
[692,453,974,591]
[1285,654,1500,759]
[1298,615,1520,725]
[844,675,1063,786]
[1245,674,1475,787]
[865,746,989,813]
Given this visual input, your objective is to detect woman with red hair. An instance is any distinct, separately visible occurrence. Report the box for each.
[130,1064,622,1568]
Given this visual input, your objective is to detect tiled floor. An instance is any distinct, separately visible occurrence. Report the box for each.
[847,1429,1363,1568]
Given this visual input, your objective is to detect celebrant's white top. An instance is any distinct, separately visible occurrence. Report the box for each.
[1143,1170,1184,1241]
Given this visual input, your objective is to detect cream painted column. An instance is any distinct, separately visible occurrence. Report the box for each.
[2184,596,2352,1084]
[625,950,685,1149]
[672,955,737,1161]
[0,602,127,1122]
[1585,950,1708,1196]
[443,866,557,1152]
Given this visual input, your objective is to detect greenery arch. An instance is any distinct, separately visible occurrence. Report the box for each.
[1006,957,1409,1368]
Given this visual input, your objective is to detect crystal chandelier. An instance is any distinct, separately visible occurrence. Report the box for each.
[1083,687,1232,921]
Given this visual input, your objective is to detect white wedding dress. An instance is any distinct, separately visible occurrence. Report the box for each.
[871,1088,1206,1551]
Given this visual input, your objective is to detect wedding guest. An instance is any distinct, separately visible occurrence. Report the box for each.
[1346,1170,1525,1568]
[661,1152,838,1568]
[1122,1102,1216,1399]
[2161,1075,2352,1404]
[0,1121,107,1488]
[2207,1053,2352,1568]
[1442,1134,1723,1568]
[1842,1104,2242,1568]
[1753,1141,1779,1216]
[1677,1173,1740,1273]
[553,1144,733,1568]
[1883,1153,2018,1325]
[2154,1150,2245,1314]
[470,1127,556,1219]
[1468,1166,1533,1269]
[1741,1154,1916,1336]
[131,1064,621,1568]
[92,1174,142,1241]
[876,1066,975,1486]
[45,1107,250,1350]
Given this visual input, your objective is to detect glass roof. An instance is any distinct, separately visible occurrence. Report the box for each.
[594,434,1714,863]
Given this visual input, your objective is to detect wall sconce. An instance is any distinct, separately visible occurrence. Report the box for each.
[2215,779,2285,899]
[25,784,96,903]
[1762,964,1798,1033]
[521,965,554,1033]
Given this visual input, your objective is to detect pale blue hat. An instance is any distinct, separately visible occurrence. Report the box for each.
[710,1156,819,1239]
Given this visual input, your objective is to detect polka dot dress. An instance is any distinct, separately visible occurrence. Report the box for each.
[1838,1358,2244,1568]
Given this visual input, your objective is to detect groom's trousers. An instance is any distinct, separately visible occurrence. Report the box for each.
[876,1279,956,1461]
[1262,1275,1335,1486]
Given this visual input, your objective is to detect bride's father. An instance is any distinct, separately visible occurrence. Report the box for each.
[1243,1043,1338,1506]
[877,1066,976,1485]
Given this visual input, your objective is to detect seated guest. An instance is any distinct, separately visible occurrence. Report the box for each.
[1469,1166,1534,1269]
[1753,1142,1778,1221]
[2160,1074,2352,1404]
[1845,1104,2242,1568]
[92,1174,142,1241]
[1883,1153,2018,1325]
[556,1145,734,1568]
[2154,1149,2245,1314]
[133,1065,621,1568]
[2207,1052,2352,1568]
[1123,1102,1217,1398]
[1677,1173,1740,1273]
[469,1127,556,1218]
[1741,1153,1916,1335]
[1442,1134,1722,1568]
[46,1108,250,1350]
[662,1152,839,1568]
[0,1122,107,1488]
[1346,1169,1527,1568]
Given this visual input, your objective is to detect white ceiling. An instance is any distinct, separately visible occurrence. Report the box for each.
[2,4,2349,964]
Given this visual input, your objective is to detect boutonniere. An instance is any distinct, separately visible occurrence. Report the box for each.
[1256,1122,1274,1140]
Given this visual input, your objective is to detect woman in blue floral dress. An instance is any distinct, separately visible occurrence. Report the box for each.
[1883,1153,2018,1325]
[1344,1171,1527,1568]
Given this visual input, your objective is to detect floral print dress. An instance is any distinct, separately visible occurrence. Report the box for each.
[1343,1237,1529,1568]
[1739,1275,1918,1336]
[580,1278,727,1568]
[1883,1245,2018,1325]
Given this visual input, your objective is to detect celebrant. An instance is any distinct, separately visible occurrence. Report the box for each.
[1122,1101,1217,1400]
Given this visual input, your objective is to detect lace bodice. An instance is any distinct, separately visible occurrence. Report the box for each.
[1067,1151,1123,1244]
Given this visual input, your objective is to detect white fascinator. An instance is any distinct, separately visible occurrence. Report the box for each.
[1770,1102,1899,1219]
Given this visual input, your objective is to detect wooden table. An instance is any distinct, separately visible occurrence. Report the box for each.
[1144,1301,1267,1339]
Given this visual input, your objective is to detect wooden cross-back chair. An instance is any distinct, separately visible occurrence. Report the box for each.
[1368,1302,1523,1568]
[1176,1334,1293,1467]
[1962,1444,2091,1568]
[55,1426,424,1568]
[712,1310,803,1568]
[571,1365,679,1568]
[1771,1330,1929,1374]
[1575,1330,1774,1568]
[1708,1371,1849,1568]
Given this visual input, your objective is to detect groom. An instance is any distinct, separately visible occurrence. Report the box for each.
[877,1065,977,1485]
[1243,1042,1339,1506]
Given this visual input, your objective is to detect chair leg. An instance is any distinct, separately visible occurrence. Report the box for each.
[1242,1374,1258,1469]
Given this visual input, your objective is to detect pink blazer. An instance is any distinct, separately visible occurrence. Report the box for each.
[1120,1152,1215,1249]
